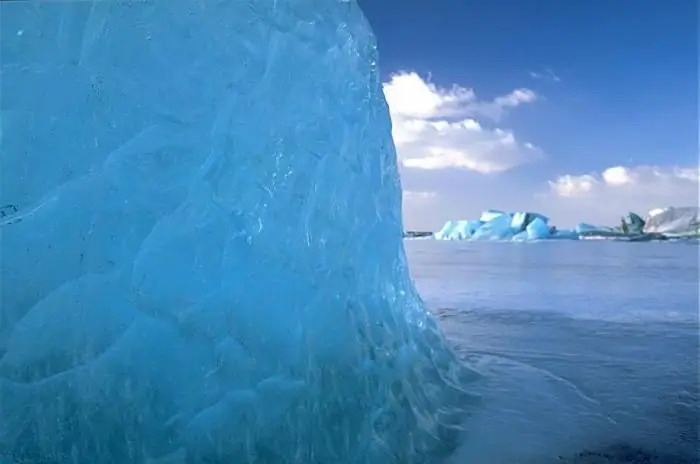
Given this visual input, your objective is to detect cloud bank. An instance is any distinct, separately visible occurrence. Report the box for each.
[383,72,542,174]
[383,72,698,230]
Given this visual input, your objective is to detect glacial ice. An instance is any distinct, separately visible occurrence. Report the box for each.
[472,213,515,241]
[432,207,700,242]
[644,206,700,236]
[0,1,474,462]
[435,210,562,242]
[479,210,506,223]
[434,220,482,240]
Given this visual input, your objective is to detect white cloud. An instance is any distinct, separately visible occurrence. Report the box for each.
[529,68,561,83]
[549,165,699,198]
[383,72,542,174]
[545,165,699,225]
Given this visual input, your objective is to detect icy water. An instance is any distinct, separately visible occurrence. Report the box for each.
[405,240,699,464]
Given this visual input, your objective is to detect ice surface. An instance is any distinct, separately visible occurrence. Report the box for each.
[434,207,700,242]
[625,212,645,234]
[644,206,700,236]
[510,212,548,233]
[437,210,561,242]
[479,210,505,223]
[434,220,483,240]
[472,213,515,240]
[0,1,474,462]
[525,217,550,240]
[446,220,481,240]
[435,220,458,240]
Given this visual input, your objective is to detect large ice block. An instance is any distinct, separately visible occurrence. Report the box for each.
[525,217,551,240]
[0,1,475,462]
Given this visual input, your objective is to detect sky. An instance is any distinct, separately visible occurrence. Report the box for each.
[357,0,699,230]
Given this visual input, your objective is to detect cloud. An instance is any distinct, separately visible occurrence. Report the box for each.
[383,72,542,174]
[544,165,699,224]
[529,68,561,83]
[549,165,699,197]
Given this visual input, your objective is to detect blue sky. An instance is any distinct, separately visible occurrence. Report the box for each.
[358,0,699,229]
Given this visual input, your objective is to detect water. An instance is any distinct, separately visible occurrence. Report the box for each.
[405,239,699,463]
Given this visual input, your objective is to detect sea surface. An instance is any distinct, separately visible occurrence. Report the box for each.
[404,239,699,464]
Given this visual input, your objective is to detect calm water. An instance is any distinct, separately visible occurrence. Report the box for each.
[405,240,699,463]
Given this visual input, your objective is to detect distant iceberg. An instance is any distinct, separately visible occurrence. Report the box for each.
[643,206,700,237]
[434,210,563,242]
[428,207,700,242]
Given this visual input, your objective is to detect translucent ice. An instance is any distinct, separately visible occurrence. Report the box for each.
[479,210,506,223]
[525,217,550,240]
[0,1,474,462]
[437,220,482,240]
[510,212,548,233]
[435,220,458,240]
[471,214,515,241]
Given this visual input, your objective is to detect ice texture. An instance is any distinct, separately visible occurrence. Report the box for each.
[432,208,700,242]
[0,1,474,462]
[472,213,515,241]
[434,220,482,240]
[644,206,700,236]
[525,217,550,240]
[436,210,561,242]
[479,210,505,223]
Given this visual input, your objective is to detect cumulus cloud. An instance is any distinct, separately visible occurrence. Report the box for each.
[382,72,542,174]
[544,165,699,225]
[549,165,699,197]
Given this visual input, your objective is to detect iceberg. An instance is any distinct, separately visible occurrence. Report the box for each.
[624,212,645,235]
[435,220,458,240]
[524,216,550,241]
[643,206,700,236]
[510,212,549,233]
[433,207,700,243]
[434,220,482,240]
[472,213,516,240]
[0,1,474,462]
[574,222,600,234]
[437,210,560,242]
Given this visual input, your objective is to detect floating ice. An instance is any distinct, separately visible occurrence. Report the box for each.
[643,206,699,237]
[434,219,482,240]
[432,208,700,242]
[0,1,474,462]
[472,213,516,241]
[525,217,550,241]
[479,209,506,223]
[437,210,560,242]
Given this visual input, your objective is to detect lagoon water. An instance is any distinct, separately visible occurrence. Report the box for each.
[405,239,699,463]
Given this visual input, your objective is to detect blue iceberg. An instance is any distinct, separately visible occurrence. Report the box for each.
[472,213,516,241]
[432,208,699,242]
[434,219,482,240]
[0,1,474,462]
[436,210,566,242]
